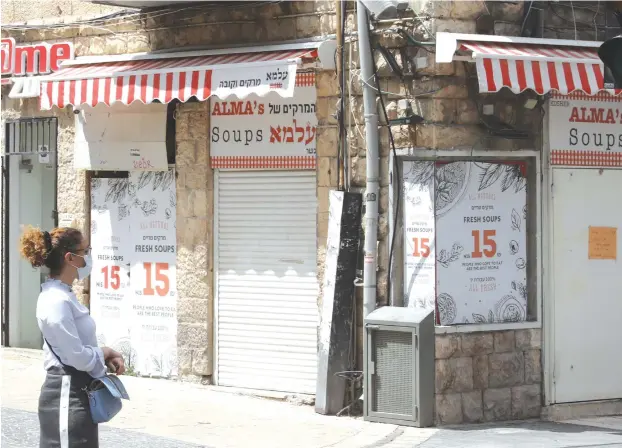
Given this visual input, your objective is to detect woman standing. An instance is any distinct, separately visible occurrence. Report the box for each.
[19,226,126,448]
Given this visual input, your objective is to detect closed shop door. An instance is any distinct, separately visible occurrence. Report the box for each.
[551,168,622,403]
[215,170,319,394]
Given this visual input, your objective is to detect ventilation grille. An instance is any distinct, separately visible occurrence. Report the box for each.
[371,330,414,415]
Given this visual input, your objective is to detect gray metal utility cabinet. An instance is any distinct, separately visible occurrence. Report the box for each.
[364,306,435,427]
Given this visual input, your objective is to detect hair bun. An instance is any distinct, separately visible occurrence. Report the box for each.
[19,226,48,268]
[42,231,53,252]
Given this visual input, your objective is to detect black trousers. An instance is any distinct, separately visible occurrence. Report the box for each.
[38,366,98,448]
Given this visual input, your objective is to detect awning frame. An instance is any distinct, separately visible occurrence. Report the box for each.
[435,32,619,97]
[436,32,602,64]
[37,39,334,109]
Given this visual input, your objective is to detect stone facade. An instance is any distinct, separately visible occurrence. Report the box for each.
[1,1,340,381]
[1,0,121,23]
[3,0,617,422]
[435,329,542,423]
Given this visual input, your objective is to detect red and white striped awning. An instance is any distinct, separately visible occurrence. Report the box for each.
[39,48,318,110]
[436,32,620,97]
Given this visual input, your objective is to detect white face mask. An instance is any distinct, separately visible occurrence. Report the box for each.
[71,253,93,280]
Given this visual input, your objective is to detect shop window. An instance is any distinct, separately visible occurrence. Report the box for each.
[397,158,538,327]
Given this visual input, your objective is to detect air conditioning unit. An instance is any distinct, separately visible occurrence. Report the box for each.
[364,306,435,427]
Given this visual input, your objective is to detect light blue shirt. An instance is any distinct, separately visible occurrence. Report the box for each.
[36,279,106,378]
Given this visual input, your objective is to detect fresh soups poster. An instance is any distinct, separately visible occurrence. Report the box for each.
[403,161,528,325]
[90,169,177,377]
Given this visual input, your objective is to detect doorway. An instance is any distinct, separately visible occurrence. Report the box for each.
[551,168,622,403]
[214,170,319,393]
[3,118,58,349]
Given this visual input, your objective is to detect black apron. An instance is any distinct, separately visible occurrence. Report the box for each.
[38,366,98,448]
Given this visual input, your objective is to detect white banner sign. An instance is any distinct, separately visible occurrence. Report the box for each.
[128,170,178,377]
[435,162,527,325]
[90,170,177,377]
[402,161,436,311]
[211,62,297,99]
[91,178,132,358]
[210,80,317,166]
[549,96,622,167]
[402,161,528,325]
[75,103,168,171]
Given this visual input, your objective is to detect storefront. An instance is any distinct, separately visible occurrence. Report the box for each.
[430,31,622,419]
[2,24,336,394]
[546,92,622,405]
[41,42,330,387]
[211,72,319,393]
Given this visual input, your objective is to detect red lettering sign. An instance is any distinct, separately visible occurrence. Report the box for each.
[0,37,74,82]
[569,106,620,124]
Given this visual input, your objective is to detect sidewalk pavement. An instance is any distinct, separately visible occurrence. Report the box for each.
[0,348,436,448]
[3,347,622,448]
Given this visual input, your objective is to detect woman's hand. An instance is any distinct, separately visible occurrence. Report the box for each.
[106,356,126,375]
[102,347,122,361]
[102,347,125,374]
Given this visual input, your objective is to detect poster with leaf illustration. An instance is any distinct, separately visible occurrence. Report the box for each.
[90,177,133,363]
[402,161,436,310]
[127,169,178,377]
[435,162,527,325]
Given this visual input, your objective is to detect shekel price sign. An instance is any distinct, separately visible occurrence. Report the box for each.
[435,162,528,325]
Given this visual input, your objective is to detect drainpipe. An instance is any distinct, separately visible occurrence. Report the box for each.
[356,1,379,318]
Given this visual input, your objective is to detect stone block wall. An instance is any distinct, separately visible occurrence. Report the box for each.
[435,329,542,423]
[1,0,121,23]
[175,101,213,379]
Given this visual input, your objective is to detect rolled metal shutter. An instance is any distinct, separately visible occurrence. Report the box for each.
[216,170,319,394]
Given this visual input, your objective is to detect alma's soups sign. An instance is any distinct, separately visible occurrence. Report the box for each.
[1,37,74,84]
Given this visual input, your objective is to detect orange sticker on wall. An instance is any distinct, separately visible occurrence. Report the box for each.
[588,226,617,260]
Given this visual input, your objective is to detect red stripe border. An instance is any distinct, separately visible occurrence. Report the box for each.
[296,72,315,87]
[211,156,316,170]
[550,91,622,102]
[551,150,622,167]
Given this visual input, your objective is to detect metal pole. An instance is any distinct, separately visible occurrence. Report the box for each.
[357,1,379,318]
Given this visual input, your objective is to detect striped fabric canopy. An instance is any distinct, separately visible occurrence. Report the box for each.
[39,48,317,110]
[459,42,620,96]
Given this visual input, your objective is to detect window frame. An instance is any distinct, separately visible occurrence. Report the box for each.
[389,148,542,334]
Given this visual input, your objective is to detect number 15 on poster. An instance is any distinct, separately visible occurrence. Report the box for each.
[132,262,176,297]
